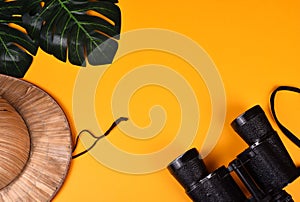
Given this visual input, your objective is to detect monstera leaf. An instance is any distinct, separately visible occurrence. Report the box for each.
[23,0,121,66]
[0,0,121,78]
[0,1,38,78]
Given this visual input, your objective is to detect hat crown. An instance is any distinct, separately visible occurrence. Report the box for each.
[0,98,30,189]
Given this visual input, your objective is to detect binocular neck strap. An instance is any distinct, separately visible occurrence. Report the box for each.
[270,86,300,148]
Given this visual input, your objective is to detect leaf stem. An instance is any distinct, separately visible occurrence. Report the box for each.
[57,0,108,62]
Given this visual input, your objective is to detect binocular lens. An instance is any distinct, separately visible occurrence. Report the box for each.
[232,105,299,198]
[168,148,247,202]
[168,148,208,191]
[231,105,274,145]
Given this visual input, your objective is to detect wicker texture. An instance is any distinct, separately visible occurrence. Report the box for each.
[0,98,30,189]
[0,75,72,202]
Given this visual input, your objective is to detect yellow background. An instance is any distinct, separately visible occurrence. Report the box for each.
[24,0,299,201]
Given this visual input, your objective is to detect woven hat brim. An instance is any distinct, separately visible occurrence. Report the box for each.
[0,74,72,201]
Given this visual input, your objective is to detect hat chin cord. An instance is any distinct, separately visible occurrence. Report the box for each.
[72,117,128,159]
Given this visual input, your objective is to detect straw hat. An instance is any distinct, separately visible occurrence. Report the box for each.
[0,74,72,201]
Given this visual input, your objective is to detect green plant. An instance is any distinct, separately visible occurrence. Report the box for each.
[0,0,121,78]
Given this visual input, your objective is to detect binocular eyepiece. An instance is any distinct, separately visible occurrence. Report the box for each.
[168,105,299,202]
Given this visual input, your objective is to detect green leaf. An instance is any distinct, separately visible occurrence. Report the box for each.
[23,0,121,66]
[0,1,38,78]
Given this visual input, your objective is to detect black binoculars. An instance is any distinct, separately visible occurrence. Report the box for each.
[168,105,299,202]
